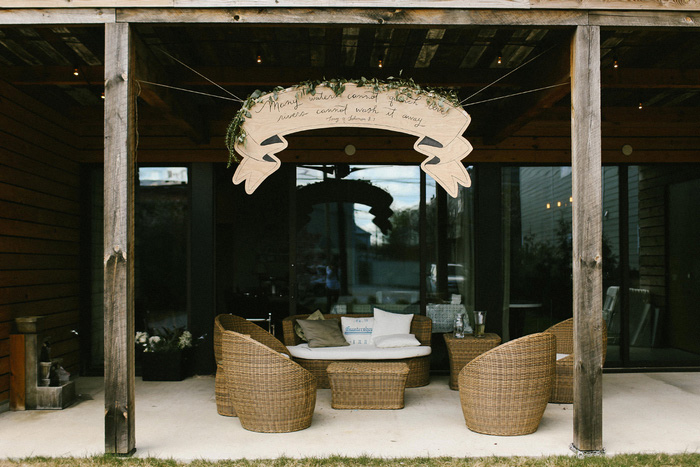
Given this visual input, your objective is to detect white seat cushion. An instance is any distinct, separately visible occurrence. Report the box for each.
[287,343,431,360]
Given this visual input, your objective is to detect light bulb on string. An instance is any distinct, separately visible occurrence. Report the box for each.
[378,57,383,68]
[73,68,79,76]
[638,102,643,110]
[613,58,619,69]
[256,54,262,64]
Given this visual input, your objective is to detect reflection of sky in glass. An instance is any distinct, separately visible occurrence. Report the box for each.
[139,167,188,186]
[296,165,422,245]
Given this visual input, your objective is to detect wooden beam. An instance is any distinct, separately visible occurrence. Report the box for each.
[2,0,700,11]
[0,0,527,9]
[0,65,511,88]
[571,24,604,455]
[589,10,700,27]
[133,33,209,144]
[103,21,136,457]
[6,64,700,91]
[0,9,115,25]
[601,68,700,89]
[116,8,588,26]
[1,7,699,28]
[0,66,105,86]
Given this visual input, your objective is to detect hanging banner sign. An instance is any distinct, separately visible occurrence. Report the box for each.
[232,82,473,198]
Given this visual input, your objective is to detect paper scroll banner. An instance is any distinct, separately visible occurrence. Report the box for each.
[233,83,473,198]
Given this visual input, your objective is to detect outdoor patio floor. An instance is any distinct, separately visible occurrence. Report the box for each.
[1,372,699,461]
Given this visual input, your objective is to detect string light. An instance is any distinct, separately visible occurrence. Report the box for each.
[378,57,383,68]
[497,53,503,65]
[613,59,619,69]
[557,201,562,207]
[73,68,79,76]
[546,203,551,209]
[569,196,573,203]
[256,55,262,64]
[101,92,105,99]
[638,102,643,110]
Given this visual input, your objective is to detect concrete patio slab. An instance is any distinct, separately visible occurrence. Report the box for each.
[1,373,698,460]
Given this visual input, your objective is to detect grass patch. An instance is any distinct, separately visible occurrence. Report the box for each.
[1,454,699,467]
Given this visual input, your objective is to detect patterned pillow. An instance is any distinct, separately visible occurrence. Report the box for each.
[340,316,374,345]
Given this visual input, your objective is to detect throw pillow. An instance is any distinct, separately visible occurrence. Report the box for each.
[373,333,421,348]
[294,309,325,341]
[296,319,349,348]
[340,317,374,345]
[372,307,414,340]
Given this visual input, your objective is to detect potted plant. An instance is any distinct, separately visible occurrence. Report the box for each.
[135,328,195,381]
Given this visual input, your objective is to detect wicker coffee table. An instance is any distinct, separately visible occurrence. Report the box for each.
[444,332,501,390]
[327,361,409,409]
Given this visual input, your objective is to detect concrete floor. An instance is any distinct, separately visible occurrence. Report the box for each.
[1,373,699,461]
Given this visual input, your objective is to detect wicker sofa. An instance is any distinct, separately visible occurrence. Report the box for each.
[282,313,432,389]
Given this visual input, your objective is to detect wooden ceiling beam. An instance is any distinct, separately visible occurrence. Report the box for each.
[132,32,209,144]
[480,40,571,145]
[8,64,700,90]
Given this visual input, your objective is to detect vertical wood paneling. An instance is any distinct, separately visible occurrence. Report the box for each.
[103,22,136,456]
[0,79,82,404]
[571,25,604,454]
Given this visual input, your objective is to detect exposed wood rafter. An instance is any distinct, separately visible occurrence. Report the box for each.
[133,32,209,144]
[481,41,571,145]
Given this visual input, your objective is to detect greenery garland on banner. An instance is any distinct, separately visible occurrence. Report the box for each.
[225,77,461,166]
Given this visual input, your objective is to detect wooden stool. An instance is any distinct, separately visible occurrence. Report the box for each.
[327,361,409,409]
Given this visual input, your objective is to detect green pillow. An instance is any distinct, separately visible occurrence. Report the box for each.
[294,309,325,341]
[296,319,349,348]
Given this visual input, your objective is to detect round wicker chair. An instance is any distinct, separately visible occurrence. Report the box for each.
[214,314,290,416]
[458,332,555,436]
[222,330,316,433]
[544,317,608,404]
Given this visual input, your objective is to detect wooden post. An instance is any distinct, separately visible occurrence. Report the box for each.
[571,25,604,455]
[104,22,136,456]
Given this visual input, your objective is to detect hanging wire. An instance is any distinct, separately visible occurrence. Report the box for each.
[155,47,245,103]
[137,80,243,102]
[462,82,570,107]
[459,45,556,105]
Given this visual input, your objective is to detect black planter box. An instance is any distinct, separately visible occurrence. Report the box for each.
[141,349,193,381]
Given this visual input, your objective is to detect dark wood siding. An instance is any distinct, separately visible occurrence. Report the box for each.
[0,80,82,403]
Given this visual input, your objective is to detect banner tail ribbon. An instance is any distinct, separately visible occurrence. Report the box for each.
[232,135,286,194]
[416,135,473,198]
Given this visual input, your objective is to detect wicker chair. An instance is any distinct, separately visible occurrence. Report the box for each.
[544,317,608,404]
[458,332,555,436]
[214,314,290,416]
[222,330,316,433]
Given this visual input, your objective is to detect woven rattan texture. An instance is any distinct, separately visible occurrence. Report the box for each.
[282,313,432,388]
[214,314,290,416]
[544,317,608,404]
[444,333,501,390]
[222,330,316,433]
[458,332,555,436]
[327,361,409,409]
